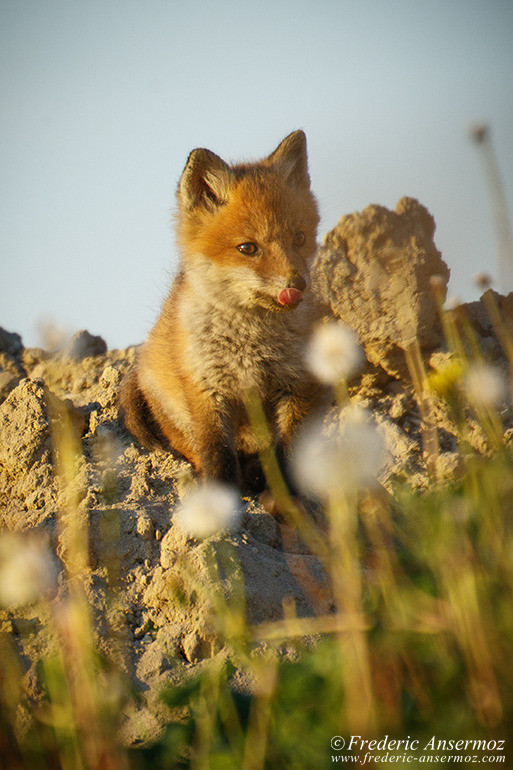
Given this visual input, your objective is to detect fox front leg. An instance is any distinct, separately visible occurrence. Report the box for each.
[189,395,240,486]
[199,436,240,485]
[272,385,328,495]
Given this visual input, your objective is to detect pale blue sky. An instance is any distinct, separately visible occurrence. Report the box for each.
[1,0,512,349]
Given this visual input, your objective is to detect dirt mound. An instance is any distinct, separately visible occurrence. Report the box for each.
[0,198,507,744]
[312,197,450,378]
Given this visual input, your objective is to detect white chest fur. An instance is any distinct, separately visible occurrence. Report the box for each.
[181,296,313,401]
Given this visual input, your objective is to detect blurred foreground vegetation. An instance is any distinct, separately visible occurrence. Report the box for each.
[2,293,513,769]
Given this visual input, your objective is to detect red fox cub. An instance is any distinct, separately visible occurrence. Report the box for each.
[120,130,324,493]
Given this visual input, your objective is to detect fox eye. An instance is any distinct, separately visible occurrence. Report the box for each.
[293,231,305,247]
[237,242,259,256]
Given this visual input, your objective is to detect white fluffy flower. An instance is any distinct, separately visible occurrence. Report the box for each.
[444,296,462,311]
[463,363,507,409]
[306,322,364,384]
[292,405,385,498]
[174,482,241,539]
[0,535,57,608]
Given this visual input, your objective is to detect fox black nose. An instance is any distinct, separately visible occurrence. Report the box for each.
[287,274,307,292]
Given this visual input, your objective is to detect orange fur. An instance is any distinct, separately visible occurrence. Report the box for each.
[120,131,325,492]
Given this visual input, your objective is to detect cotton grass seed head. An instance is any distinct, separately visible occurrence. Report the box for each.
[463,362,507,410]
[444,296,463,311]
[292,405,385,498]
[306,321,364,384]
[473,272,492,291]
[174,481,240,539]
[469,123,489,145]
[429,274,448,303]
[0,535,58,608]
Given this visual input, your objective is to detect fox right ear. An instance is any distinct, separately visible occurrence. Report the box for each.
[178,148,233,211]
[266,130,311,189]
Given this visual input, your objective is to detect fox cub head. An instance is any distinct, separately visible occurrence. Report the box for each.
[176,131,320,311]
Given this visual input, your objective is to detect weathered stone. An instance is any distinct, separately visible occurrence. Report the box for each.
[136,512,154,541]
[0,379,51,474]
[64,330,107,360]
[0,327,23,356]
[312,197,450,378]
[0,370,20,403]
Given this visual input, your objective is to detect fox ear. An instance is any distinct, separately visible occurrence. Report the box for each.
[178,148,233,210]
[266,130,310,188]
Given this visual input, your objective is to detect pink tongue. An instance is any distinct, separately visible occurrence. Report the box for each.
[277,287,303,306]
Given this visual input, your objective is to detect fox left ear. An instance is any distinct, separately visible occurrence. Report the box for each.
[266,130,311,188]
[178,148,233,211]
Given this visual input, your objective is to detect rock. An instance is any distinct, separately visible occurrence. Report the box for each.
[148,525,327,655]
[0,379,51,475]
[312,197,450,378]
[22,348,50,369]
[136,641,172,681]
[464,299,493,337]
[155,624,181,655]
[98,365,122,409]
[159,529,179,569]
[0,327,23,356]
[100,365,122,388]
[182,631,204,664]
[136,513,154,541]
[375,413,419,478]
[0,370,20,403]
[0,328,26,381]
[244,507,280,548]
[64,330,107,360]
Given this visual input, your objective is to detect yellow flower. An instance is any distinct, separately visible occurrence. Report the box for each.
[428,360,464,400]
